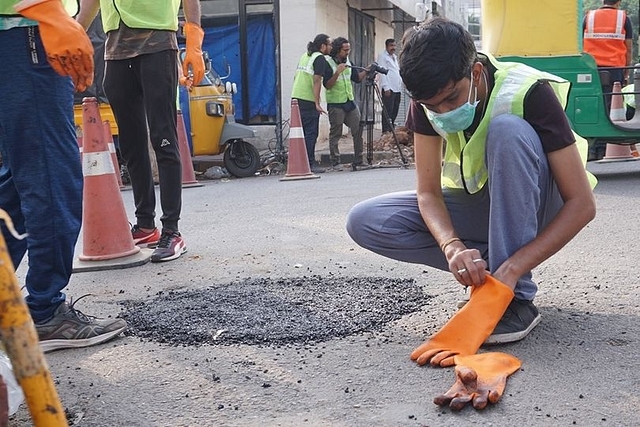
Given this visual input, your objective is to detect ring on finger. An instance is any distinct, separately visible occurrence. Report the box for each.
[457,268,467,274]
[472,258,484,263]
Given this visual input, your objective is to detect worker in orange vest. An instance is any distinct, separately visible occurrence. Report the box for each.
[583,0,633,95]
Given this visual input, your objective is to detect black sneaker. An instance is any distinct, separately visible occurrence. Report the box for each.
[151,230,187,262]
[484,298,541,345]
[310,164,326,173]
[35,297,127,353]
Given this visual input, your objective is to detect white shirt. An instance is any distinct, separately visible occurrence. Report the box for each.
[376,50,403,93]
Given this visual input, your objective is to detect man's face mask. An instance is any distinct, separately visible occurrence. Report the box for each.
[426,72,479,133]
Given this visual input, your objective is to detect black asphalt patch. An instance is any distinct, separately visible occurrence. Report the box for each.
[120,276,428,346]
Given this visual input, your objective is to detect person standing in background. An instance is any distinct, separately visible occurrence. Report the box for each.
[77,0,205,262]
[376,38,402,133]
[324,37,368,170]
[583,0,633,160]
[291,33,332,173]
[0,0,128,352]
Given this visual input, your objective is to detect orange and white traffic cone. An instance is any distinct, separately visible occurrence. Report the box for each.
[74,97,151,272]
[280,99,320,181]
[603,82,636,160]
[103,120,125,190]
[177,110,202,188]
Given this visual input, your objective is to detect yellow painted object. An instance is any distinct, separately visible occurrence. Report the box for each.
[0,211,67,426]
[74,103,118,137]
[188,84,233,156]
[481,0,580,57]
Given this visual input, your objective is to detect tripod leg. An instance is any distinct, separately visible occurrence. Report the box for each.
[374,85,408,166]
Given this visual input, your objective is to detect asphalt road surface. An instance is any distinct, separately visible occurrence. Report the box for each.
[9,159,640,426]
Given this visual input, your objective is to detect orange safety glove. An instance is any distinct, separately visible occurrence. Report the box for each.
[434,352,521,410]
[15,0,94,92]
[410,275,514,367]
[182,22,205,87]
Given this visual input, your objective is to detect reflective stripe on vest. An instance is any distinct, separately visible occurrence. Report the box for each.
[291,51,322,102]
[427,52,596,193]
[583,9,627,67]
[101,0,180,33]
[325,57,354,104]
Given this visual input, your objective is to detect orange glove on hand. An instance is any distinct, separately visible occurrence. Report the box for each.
[410,275,514,367]
[15,0,94,92]
[182,22,205,87]
[434,352,521,410]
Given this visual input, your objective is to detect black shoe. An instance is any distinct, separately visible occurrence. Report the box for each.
[310,165,326,173]
[484,298,541,345]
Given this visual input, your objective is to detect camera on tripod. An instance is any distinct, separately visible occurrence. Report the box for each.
[366,61,389,79]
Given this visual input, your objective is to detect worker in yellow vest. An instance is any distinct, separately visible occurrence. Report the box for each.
[347,18,596,363]
[323,37,368,170]
[78,0,205,262]
[291,33,332,173]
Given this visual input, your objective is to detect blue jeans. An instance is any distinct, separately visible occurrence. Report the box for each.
[346,115,563,300]
[0,27,82,322]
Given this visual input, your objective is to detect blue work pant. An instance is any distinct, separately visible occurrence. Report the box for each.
[0,26,82,322]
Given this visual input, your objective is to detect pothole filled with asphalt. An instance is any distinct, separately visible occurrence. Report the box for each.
[120,275,428,346]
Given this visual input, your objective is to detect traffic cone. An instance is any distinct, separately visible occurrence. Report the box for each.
[177,110,202,188]
[103,120,125,190]
[603,82,636,160]
[280,99,320,181]
[609,81,626,122]
[74,97,151,272]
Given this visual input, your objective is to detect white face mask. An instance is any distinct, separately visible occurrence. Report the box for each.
[426,71,479,133]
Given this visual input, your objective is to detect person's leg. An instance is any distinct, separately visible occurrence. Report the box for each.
[346,189,490,270]
[390,92,401,127]
[104,57,156,229]
[381,93,394,133]
[0,26,82,322]
[300,107,320,166]
[344,106,364,164]
[485,114,563,300]
[328,107,344,165]
[140,50,181,232]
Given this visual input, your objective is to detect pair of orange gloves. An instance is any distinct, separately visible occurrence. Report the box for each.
[411,275,522,410]
[15,0,205,92]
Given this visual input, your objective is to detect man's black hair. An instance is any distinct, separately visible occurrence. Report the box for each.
[385,38,395,47]
[330,37,349,58]
[307,33,330,55]
[399,17,477,101]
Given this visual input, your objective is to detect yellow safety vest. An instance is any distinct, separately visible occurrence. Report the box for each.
[325,56,354,104]
[101,0,180,33]
[291,51,322,102]
[424,53,597,193]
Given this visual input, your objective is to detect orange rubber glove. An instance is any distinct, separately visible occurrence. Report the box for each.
[434,352,521,410]
[410,275,514,367]
[15,0,94,92]
[182,22,205,87]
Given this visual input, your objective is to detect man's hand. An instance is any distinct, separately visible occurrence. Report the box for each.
[15,0,94,92]
[182,22,205,87]
[434,352,521,410]
[410,275,513,367]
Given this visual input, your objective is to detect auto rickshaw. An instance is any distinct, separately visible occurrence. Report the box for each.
[481,0,640,160]
[178,50,260,178]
